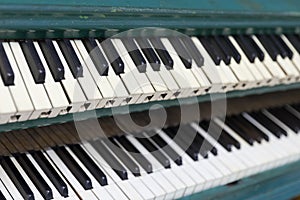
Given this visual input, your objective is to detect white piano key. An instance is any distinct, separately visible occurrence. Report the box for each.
[189,60,212,95]
[3,42,33,122]
[251,36,286,83]
[74,40,119,108]
[26,153,61,199]
[33,41,69,117]
[0,178,13,200]
[95,39,131,106]
[0,74,16,124]
[281,34,300,74]
[45,149,97,199]
[0,164,23,200]
[191,37,224,92]
[161,38,201,97]
[9,42,52,120]
[11,157,44,200]
[134,38,173,101]
[276,55,299,82]
[53,40,87,113]
[70,40,103,110]
[112,38,154,104]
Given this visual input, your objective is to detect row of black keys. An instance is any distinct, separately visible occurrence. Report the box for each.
[1,34,300,87]
[1,104,300,200]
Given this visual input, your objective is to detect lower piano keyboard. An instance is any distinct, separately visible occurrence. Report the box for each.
[0,103,300,199]
[1,34,300,123]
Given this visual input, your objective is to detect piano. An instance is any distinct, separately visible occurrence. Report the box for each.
[0,0,300,199]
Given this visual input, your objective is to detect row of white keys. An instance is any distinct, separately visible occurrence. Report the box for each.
[33,41,70,117]
[251,36,287,83]
[126,135,178,200]
[190,37,224,92]
[156,129,208,195]
[191,122,247,182]
[161,38,201,97]
[3,42,33,122]
[74,40,119,108]
[107,137,167,200]
[70,40,103,110]
[281,35,300,74]
[82,142,145,200]
[228,36,263,88]
[243,113,299,166]
[0,176,13,200]
[45,149,97,199]
[0,164,23,199]
[112,38,154,104]
[95,39,131,106]
[64,146,115,200]
[134,39,174,101]
[53,40,87,113]
[9,42,52,120]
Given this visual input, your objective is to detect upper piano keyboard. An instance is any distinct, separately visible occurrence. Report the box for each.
[0,0,299,128]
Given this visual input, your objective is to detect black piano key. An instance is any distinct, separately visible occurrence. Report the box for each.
[269,34,289,58]
[199,120,233,152]
[57,39,83,78]
[121,37,147,73]
[180,124,212,158]
[39,39,65,81]
[1,157,34,200]
[105,138,140,176]
[213,36,232,65]
[147,131,182,166]
[0,42,14,86]
[20,40,46,84]
[90,140,128,180]
[234,35,258,63]
[82,38,109,76]
[148,37,174,69]
[0,190,5,200]
[237,115,269,142]
[168,37,193,69]
[116,136,153,174]
[285,34,300,54]
[270,34,293,59]
[54,147,92,190]
[256,34,280,61]
[291,104,300,114]
[222,36,242,63]
[15,154,53,200]
[68,144,108,186]
[135,137,170,168]
[248,36,265,61]
[225,117,254,145]
[163,126,201,160]
[180,36,204,67]
[231,115,264,143]
[249,111,286,138]
[98,38,124,75]
[135,37,160,71]
[31,151,68,197]
[268,107,300,133]
[198,36,222,65]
